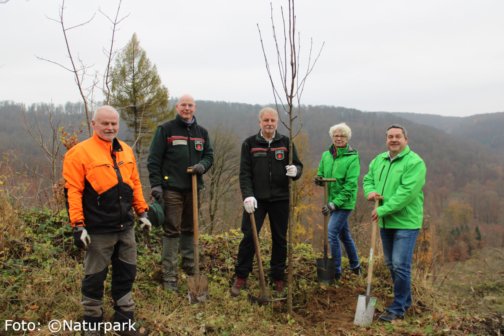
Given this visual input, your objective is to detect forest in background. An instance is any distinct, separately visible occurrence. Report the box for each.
[1,99,503,266]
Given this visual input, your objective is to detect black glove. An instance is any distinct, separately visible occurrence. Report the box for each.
[192,163,205,175]
[322,203,336,216]
[73,226,91,250]
[151,185,163,202]
[314,176,324,187]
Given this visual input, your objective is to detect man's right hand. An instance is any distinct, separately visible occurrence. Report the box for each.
[243,197,257,214]
[151,185,163,203]
[367,192,381,201]
[73,226,91,250]
[314,176,324,187]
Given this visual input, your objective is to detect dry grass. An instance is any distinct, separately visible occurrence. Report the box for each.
[1,190,503,335]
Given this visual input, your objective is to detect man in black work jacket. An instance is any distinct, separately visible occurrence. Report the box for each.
[230,107,303,297]
[147,94,214,293]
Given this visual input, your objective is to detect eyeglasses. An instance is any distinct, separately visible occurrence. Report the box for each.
[332,135,347,139]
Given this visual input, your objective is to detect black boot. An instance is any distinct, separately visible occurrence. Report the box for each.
[113,310,148,336]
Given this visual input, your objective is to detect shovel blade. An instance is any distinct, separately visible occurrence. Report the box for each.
[354,295,377,326]
[187,274,209,304]
[316,257,336,285]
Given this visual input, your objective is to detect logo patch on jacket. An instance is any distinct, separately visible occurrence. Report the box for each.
[275,150,285,160]
[195,140,203,151]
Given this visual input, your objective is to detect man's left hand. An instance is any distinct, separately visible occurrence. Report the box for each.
[285,165,297,177]
[192,163,205,175]
[139,213,152,233]
[322,202,336,216]
[371,209,379,222]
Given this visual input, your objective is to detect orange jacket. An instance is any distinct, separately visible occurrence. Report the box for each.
[63,132,148,233]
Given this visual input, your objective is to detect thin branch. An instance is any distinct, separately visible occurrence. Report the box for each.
[65,13,95,31]
[0,261,39,272]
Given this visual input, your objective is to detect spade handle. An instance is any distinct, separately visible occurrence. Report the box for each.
[366,196,384,295]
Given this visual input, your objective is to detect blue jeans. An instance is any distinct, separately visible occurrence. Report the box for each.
[327,209,360,274]
[380,228,419,316]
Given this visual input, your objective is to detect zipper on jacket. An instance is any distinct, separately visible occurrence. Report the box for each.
[268,141,272,198]
[380,161,394,229]
[97,195,100,206]
[379,165,386,181]
[187,127,192,166]
[111,152,125,226]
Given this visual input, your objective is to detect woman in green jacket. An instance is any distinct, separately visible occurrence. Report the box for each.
[315,123,361,279]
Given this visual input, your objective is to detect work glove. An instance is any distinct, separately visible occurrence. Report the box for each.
[192,163,206,175]
[151,185,163,203]
[285,165,297,177]
[243,197,257,214]
[139,212,152,233]
[322,202,336,216]
[73,226,91,250]
[314,176,324,187]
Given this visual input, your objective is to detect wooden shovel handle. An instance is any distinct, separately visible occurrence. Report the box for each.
[187,167,200,277]
[250,213,268,297]
[367,196,384,285]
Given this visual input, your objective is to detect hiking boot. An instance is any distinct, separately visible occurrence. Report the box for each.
[273,280,286,297]
[384,306,410,314]
[163,280,178,293]
[180,234,194,276]
[230,276,247,297]
[378,312,404,322]
[350,266,362,276]
[335,272,342,280]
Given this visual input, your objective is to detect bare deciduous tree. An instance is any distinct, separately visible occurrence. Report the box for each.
[202,125,241,234]
[257,0,324,314]
[36,0,128,136]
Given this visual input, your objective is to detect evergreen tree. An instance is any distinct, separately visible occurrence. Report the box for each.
[475,225,482,241]
[108,33,174,163]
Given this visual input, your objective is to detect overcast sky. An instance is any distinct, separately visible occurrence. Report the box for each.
[1,0,503,117]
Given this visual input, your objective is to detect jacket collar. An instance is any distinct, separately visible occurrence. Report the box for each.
[92,132,123,153]
[329,143,357,155]
[255,129,282,144]
[175,113,198,127]
[381,145,410,161]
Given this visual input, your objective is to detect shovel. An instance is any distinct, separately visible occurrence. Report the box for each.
[247,213,286,305]
[354,196,384,326]
[316,178,337,285]
[186,167,209,304]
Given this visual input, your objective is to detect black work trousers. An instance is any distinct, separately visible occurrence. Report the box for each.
[235,199,289,281]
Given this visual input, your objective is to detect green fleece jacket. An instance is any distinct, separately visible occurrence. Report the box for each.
[363,145,426,229]
[317,144,360,210]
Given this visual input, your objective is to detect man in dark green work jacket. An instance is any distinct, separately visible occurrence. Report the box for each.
[147,94,214,293]
[363,124,426,322]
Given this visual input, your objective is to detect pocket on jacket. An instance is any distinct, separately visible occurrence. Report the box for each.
[86,161,117,194]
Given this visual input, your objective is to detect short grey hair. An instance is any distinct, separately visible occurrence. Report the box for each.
[258,107,278,119]
[92,105,119,121]
[329,123,352,140]
[386,124,408,138]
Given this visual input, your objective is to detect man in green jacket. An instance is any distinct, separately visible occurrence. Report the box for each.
[147,94,214,292]
[363,124,426,322]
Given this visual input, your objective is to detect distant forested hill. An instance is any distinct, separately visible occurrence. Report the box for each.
[393,111,504,153]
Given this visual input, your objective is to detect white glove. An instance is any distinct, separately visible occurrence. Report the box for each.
[139,213,152,233]
[73,226,91,250]
[286,165,297,177]
[243,197,257,214]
